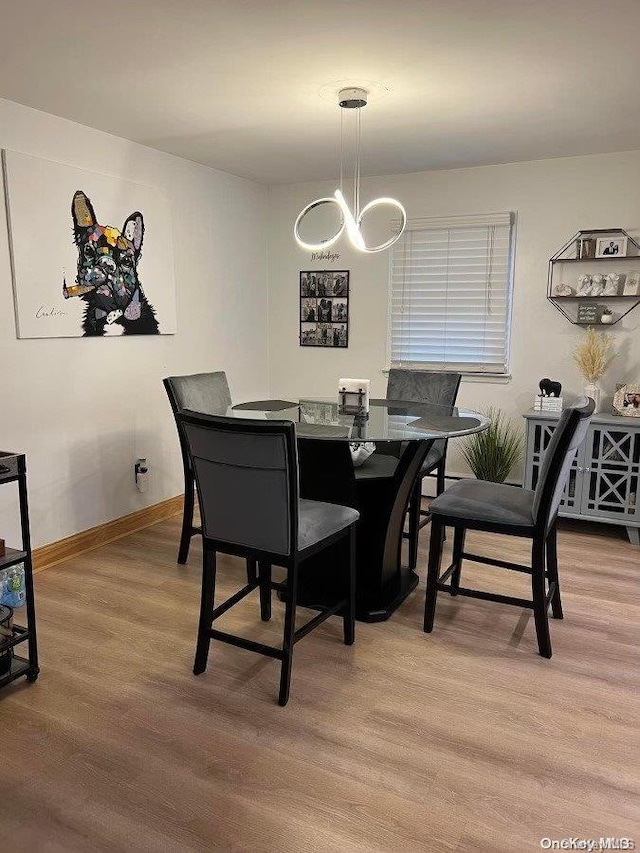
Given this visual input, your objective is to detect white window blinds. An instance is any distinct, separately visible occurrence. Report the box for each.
[389,213,514,375]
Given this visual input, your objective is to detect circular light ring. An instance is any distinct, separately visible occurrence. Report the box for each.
[293,197,345,251]
[357,197,407,253]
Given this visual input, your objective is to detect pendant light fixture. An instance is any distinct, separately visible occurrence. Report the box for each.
[294,87,406,253]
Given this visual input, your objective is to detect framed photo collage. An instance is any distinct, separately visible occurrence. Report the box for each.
[300,270,349,348]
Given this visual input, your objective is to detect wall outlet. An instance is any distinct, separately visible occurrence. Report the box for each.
[135,458,149,493]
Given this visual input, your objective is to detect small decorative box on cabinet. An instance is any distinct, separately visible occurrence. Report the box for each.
[523,410,640,545]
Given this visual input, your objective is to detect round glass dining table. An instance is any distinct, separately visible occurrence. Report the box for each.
[231,397,489,621]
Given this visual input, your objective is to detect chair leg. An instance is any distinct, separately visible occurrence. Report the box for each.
[531,537,552,659]
[423,518,444,633]
[436,459,446,496]
[450,526,466,596]
[343,526,356,646]
[193,545,216,674]
[278,561,298,707]
[258,561,272,622]
[546,525,563,620]
[178,471,195,565]
[247,558,258,585]
[408,479,422,571]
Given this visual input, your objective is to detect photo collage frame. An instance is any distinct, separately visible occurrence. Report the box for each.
[300,270,349,348]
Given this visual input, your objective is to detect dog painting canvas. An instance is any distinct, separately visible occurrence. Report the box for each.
[3,150,176,338]
[65,190,159,335]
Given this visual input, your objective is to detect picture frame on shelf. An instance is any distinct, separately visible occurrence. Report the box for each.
[622,271,640,296]
[576,302,604,325]
[603,273,623,296]
[613,383,640,417]
[595,236,628,258]
[577,237,596,259]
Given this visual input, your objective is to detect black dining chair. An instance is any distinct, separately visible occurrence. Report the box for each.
[423,399,594,658]
[163,372,232,566]
[178,409,358,706]
[360,370,461,570]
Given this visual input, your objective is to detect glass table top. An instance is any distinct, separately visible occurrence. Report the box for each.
[230,397,489,442]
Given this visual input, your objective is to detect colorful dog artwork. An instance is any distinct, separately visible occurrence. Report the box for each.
[3,150,176,339]
[64,191,159,336]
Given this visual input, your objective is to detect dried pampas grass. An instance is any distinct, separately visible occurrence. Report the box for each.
[573,327,615,383]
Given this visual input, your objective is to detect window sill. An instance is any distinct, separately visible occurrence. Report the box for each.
[460,373,512,385]
[383,368,512,385]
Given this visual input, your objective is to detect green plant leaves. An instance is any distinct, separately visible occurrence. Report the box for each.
[461,408,524,483]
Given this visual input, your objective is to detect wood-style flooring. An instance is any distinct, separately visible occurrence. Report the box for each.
[1,513,638,852]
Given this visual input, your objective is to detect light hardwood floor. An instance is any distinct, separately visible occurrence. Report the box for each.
[1,513,638,852]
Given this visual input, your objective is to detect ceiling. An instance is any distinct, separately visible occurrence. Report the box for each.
[2,0,640,184]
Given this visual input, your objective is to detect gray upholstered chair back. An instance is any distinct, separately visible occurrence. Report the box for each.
[178,411,298,556]
[387,369,462,407]
[532,399,595,532]
[387,369,462,459]
[164,371,231,417]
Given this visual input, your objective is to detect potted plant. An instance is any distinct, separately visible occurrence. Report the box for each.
[572,327,616,412]
[461,408,524,483]
[601,307,614,324]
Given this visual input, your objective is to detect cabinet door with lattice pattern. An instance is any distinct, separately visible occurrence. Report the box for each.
[581,426,640,522]
[525,419,584,516]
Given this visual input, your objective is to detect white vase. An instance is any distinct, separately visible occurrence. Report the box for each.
[584,382,601,412]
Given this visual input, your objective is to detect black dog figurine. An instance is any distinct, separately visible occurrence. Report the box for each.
[63,190,159,336]
[539,378,562,398]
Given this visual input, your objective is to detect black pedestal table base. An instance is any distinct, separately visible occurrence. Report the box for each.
[296,438,431,621]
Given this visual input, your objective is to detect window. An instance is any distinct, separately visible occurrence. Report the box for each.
[389,212,515,376]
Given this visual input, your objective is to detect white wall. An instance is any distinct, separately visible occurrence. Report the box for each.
[267,151,640,478]
[0,99,269,548]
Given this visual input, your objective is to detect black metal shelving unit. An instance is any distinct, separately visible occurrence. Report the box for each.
[548,228,640,325]
[0,451,39,689]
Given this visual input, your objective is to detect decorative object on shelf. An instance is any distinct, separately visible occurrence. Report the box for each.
[338,378,370,415]
[534,380,563,411]
[589,273,605,296]
[0,564,26,608]
[460,408,523,484]
[623,271,640,296]
[572,327,616,413]
[534,395,563,412]
[577,301,605,324]
[294,87,406,253]
[612,383,640,418]
[539,378,562,397]
[2,150,177,339]
[576,274,592,296]
[553,282,574,296]
[548,229,640,325]
[601,307,614,324]
[577,237,596,259]
[603,273,622,296]
[300,271,349,347]
[595,236,628,257]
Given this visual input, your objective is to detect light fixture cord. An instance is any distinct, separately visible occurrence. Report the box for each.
[339,106,344,196]
[355,106,362,219]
